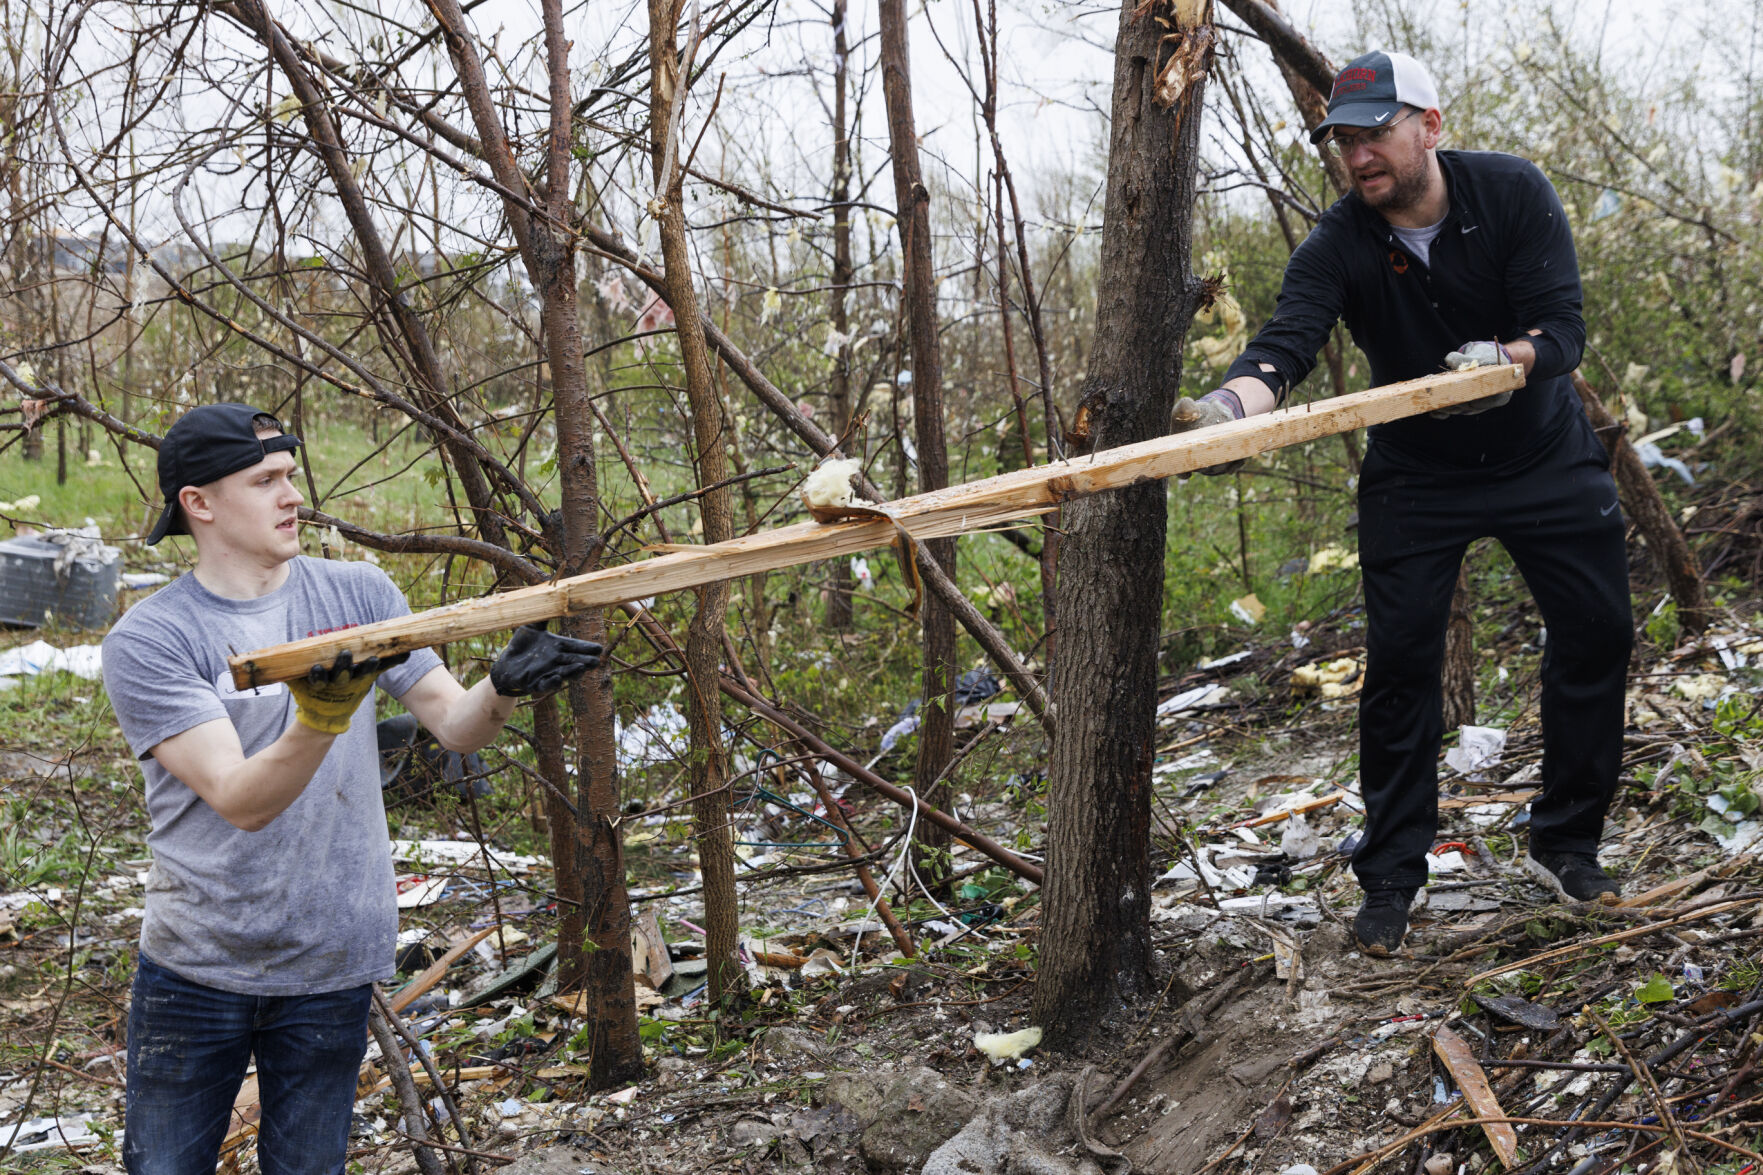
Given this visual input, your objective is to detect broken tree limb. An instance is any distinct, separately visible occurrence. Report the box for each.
[366,994,448,1175]
[802,761,917,958]
[618,601,1045,886]
[228,365,1522,690]
[725,673,1045,886]
[1572,369,1712,632]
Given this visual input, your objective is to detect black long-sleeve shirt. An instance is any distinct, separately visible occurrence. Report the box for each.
[1223,149,1586,472]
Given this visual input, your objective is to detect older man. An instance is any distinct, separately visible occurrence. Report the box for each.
[103,402,601,1174]
[1178,51,1633,954]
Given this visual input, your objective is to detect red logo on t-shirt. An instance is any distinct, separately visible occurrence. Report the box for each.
[1389,250,1409,275]
[305,622,361,638]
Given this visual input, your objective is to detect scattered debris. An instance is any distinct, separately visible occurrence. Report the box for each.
[972,1026,1042,1065]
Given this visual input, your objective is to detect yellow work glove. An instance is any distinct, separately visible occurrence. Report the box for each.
[287,651,409,735]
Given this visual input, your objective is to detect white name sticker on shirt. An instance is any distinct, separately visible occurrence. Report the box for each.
[214,671,288,700]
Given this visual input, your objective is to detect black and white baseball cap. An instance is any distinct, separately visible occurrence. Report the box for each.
[146,402,301,544]
[1309,50,1440,144]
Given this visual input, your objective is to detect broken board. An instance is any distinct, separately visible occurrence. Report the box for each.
[230,365,1524,688]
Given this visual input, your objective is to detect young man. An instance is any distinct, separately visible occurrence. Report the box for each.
[1176,52,1633,954]
[102,402,601,1174]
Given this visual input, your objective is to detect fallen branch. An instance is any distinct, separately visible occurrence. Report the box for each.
[367,994,447,1175]
[615,602,1044,885]
[1462,898,1757,987]
[1324,1114,1763,1175]
[388,925,501,1013]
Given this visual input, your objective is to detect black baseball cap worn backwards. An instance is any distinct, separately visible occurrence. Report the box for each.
[1310,50,1440,144]
[146,402,302,545]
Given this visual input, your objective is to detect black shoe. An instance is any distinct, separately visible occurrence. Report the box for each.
[1525,850,1620,904]
[1354,889,1415,956]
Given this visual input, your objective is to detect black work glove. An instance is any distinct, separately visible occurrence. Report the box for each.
[490,624,604,698]
[289,650,410,734]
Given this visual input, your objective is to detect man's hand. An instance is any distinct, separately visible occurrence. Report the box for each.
[1433,340,1516,417]
[1169,389,1246,475]
[288,650,410,735]
[490,624,604,698]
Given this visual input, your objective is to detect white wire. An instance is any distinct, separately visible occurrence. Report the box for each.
[851,783,920,971]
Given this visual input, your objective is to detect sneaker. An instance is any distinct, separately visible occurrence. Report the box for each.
[1353,889,1415,957]
[1525,850,1620,904]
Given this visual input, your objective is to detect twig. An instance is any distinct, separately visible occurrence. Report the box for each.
[1195,1081,1292,1175]
[1584,1005,1700,1175]
[368,996,448,1175]
[1324,1115,1763,1175]
[1463,898,1757,986]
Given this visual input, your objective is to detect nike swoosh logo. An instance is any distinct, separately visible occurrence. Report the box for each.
[1460,225,1479,234]
[1374,111,1391,123]
[1600,500,1619,516]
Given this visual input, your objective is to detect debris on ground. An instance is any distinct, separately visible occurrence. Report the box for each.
[5,534,1761,1175]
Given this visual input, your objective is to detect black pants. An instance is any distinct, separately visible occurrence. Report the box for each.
[1352,416,1634,893]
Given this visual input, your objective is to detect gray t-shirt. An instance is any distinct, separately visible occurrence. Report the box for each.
[101,556,443,996]
[1390,214,1447,268]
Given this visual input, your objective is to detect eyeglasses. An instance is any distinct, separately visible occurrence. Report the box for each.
[1324,110,1418,158]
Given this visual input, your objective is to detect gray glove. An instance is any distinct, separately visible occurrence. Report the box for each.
[1433,340,1516,417]
[1169,390,1246,476]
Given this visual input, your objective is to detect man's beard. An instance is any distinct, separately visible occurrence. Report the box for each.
[1356,152,1431,213]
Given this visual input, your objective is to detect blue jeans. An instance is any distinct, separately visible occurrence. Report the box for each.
[125,953,371,1175]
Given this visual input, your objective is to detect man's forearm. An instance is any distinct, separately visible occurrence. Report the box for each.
[426,677,518,754]
[153,718,341,832]
[225,727,341,829]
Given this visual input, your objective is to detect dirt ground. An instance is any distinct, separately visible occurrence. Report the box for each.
[3,578,1762,1174]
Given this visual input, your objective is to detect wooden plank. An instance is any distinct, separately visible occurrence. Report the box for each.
[230,366,1522,688]
[387,924,500,1013]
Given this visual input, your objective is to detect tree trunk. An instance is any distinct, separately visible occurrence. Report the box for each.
[878,0,955,896]
[1441,563,1475,729]
[1033,0,1213,1047]
[422,0,644,1086]
[535,697,584,991]
[1572,370,1711,632]
[649,0,742,1004]
[825,0,857,632]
